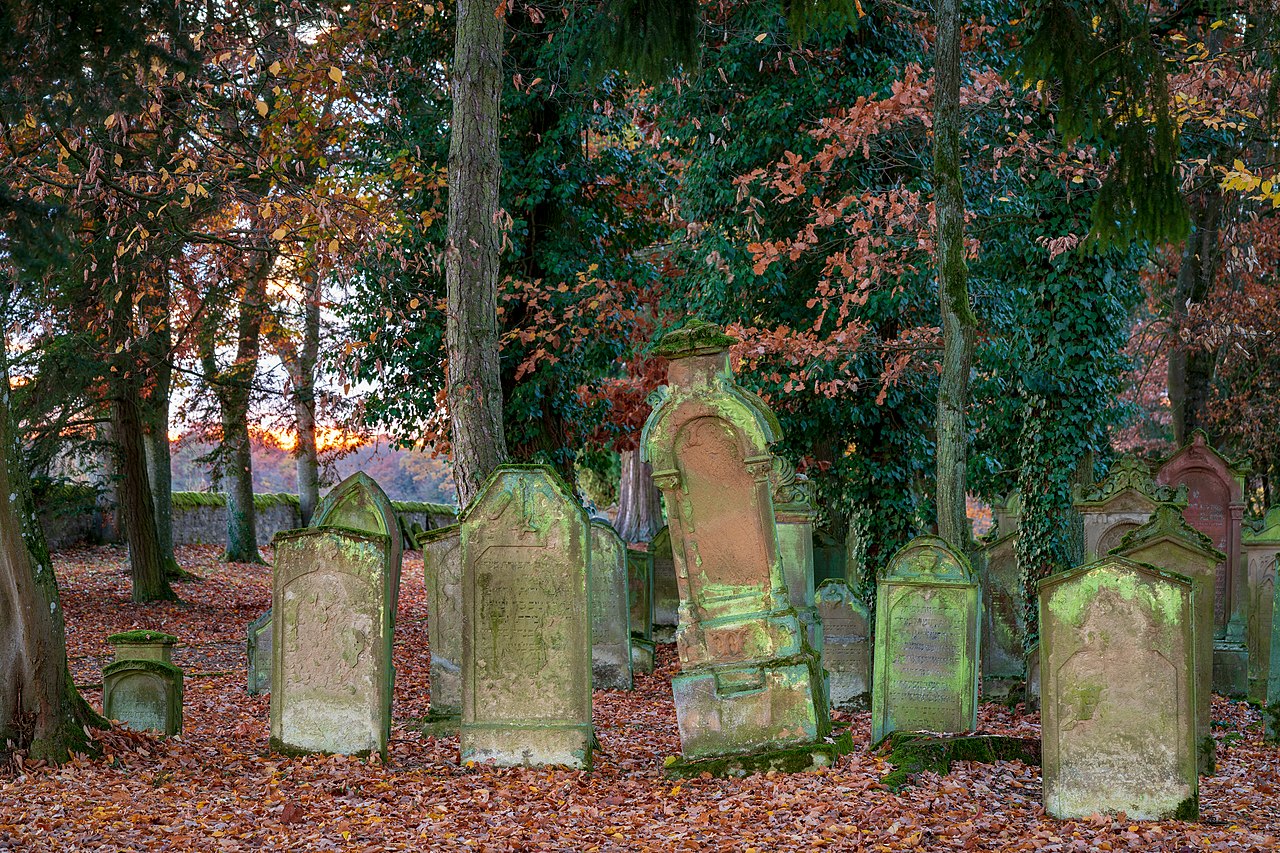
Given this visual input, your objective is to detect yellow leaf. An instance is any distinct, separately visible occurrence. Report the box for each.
[754,32,768,42]
[269,60,282,75]
[271,227,287,240]
[328,239,339,254]
[1071,175,1084,184]
[256,99,269,117]
[410,298,420,309]
[113,153,123,167]
[328,66,343,83]
[105,113,117,128]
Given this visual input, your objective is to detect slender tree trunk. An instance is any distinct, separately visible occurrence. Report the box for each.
[113,385,177,603]
[221,404,261,563]
[615,450,663,543]
[1168,192,1224,445]
[932,0,976,548]
[141,354,182,577]
[445,0,508,505]
[294,278,321,525]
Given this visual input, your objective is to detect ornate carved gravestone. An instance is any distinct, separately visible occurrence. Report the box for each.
[421,524,463,724]
[772,461,823,667]
[1157,430,1249,696]
[642,320,831,771]
[590,520,634,691]
[460,465,593,769]
[246,610,272,696]
[102,630,183,736]
[871,536,981,743]
[1114,505,1223,774]
[815,579,871,711]
[1039,556,1198,820]
[1243,508,1280,703]
[651,526,679,638]
[1075,456,1184,562]
[627,544,656,673]
[977,528,1024,699]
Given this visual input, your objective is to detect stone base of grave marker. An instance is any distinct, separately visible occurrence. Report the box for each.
[462,724,595,770]
[664,728,854,779]
[1213,642,1249,698]
[102,630,184,736]
[631,638,656,674]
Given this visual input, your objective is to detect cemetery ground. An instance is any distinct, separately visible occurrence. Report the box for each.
[1,549,1278,852]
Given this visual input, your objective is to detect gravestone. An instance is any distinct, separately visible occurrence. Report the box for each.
[772,460,823,665]
[1266,569,1280,741]
[246,610,272,696]
[102,630,183,736]
[590,520,634,690]
[1075,456,1184,561]
[313,471,404,612]
[627,545,656,674]
[1039,556,1197,820]
[1243,508,1280,702]
[815,579,871,711]
[993,492,1022,538]
[651,526,678,638]
[642,320,830,769]
[460,465,593,769]
[871,536,981,743]
[813,529,847,586]
[421,524,463,722]
[1157,430,1249,697]
[1114,504,1223,774]
[977,529,1024,699]
[270,526,394,757]
[1024,642,1040,713]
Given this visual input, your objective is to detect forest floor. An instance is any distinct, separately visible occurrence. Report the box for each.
[1,544,1279,851]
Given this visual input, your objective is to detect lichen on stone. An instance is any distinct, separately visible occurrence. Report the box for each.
[107,629,178,645]
[651,318,739,359]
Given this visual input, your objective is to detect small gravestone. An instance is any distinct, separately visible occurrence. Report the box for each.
[1243,508,1280,702]
[871,536,980,744]
[993,492,1021,538]
[627,545,656,674]
[815,579,871,711]
[1075,456,1184,561]
[773,461,823,666]
[461,465,593,769]
[651,526,678,639]
[421,524,463,724]
[1039,556,1198,820]
[1024,642,1040,713]
[977,529,1024,699]
[590,520,634,690]
[246,611,272,696]
[270,526,394,757]
[102,630,183,736]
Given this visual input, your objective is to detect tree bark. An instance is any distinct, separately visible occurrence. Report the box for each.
[140,334,182,578]
[615,450,663,543]
[112,384,178,603]
[932,0,976,548]
[1168,191,1224,446]
[445,0,509,506]
[293,280,321,525]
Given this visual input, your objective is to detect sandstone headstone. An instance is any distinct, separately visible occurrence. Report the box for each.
[871,537,980,743]
[313,471,404,611]
[651,526,678,637]
[627,544,656,673]
[993,492,1022,538]
[1039,556,1198,820]
[246,610,272,696]
[1243,508,1280,702]
[977,529,1025,699]
[460,465,593,769]
[815,579,871,711]
[642,320,829,767]
[270,526,394,757]
[772,460,823,665]
[421,524,462,720]
[590,520,634,691]
[102,630,183,736]
[1075,456,1184,561]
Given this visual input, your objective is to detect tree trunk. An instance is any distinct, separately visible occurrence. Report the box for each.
[112,385,177,603]
[615,450,663,543]
[294,280,321,525]
[1168,191,1224,446]
[445,0,509,506]
[141,355,182,578]
[221,404,261,563]
[932,0,976,548]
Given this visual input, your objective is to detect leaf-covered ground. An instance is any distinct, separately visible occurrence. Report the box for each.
[2,544,1279,851]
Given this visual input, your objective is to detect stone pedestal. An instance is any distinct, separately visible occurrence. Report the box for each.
[103,630,183,736]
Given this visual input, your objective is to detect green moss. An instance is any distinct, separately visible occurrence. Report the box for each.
[651,318,739,358]
[664,729,854,779]
[1199,735,1217,775]
[269,736,375,760]
[1174,793,1199,821]
[106,629,178,645]
[390,500,458,516]
[877,732,1041,792]
[1265,703,1280,743]
[171,491,228,510]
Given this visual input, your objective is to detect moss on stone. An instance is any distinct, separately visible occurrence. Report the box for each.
[664,729,854,779]
[1174,793,1199,821]
[171,491,302,511]
[106,629,178,646]
[651,318,739,358]
[390,500,458,516]
[1199,735,1217,775]
[877,732,1041,792]
[269,735,375,760]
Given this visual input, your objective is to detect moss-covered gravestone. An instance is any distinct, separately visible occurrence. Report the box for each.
[421,524,462,723]
[627,544,656,674]
[642,320,830,771]
[590,520,634,691]
[1157,430,1249,697]
[1266,573,1280,741]
[871,536,980,744]
[460,465,593,769]
[270,526,394,757]
[1113,505,1222,774]
[772,461,823,668]
[1243,508,1280,703]
[815,579,871,711]
[246,610,272,696]
[1075,456,1183,561]
[313,471,404,609]
[1039,557,1198,820]
[976,529,1024,700]
[651,526,678,637]
[102,630,183,736]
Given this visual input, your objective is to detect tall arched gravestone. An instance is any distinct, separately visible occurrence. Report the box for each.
[1076,456,1185,562]
[650,526,678,638]
[871,536,980,744]
[642,320,831,772]
[460,465,593,769]
[627,543,656,673]
[772,460,823,671]
[1039,557,1197,820]
[590,520,634,691]
[313,472,404,611]
[815,579,871,711]
[421,524,462,725]
[1157,430,1249,697]
[976,528,1024,700]
[1243,507,1280,703]
[1114,505,1223,775]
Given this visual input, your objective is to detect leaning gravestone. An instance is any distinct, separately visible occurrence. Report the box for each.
[627,544,656,674]
[977,527,1024,700]
[1075,456,1184,561]
[1114,504,1222,774]
[772,460,823,666]
[1243,508,1280,703]
[642,320,831,771]
[590,520,634,690]
[650,526,679,638]
[1039,556,1197,820]
[246,611,272,696]
[421,524,463,723]
[102,630,183,736]
[871,536,981,743]
[460,465,593,769]
[815,579,871,711]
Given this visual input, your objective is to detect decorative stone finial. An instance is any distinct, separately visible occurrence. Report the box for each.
[652,318,739,359]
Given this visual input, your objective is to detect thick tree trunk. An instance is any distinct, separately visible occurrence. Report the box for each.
[615,450,663,543]
[932,0,976,548]
[294,282,321,525]
[1168,192,1224,446]
[221,405,261,563]
[141,356,182,578]
[445,0,508,506]
[112,386,177,603]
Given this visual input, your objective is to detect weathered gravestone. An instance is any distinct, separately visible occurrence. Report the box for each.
[1243,508,1280,703]
[1076,456,1184,562]
[627,544,656,673]
[102,630,183,736]
[312,471,404,609]
[813,529,847,586]
[1113,505,1222,774]
[460,465,593,769]
[1266,570,1280,741]
[642,320,831,770]
[977,528,1024,700]
[1039,556,1198,820]
[871,536,981,744]
[772,460,823,667]
[590,519,634,691]
[651,526,679,638]
[815,579,871,711]
[1024,642,1040,713]
[1157,430,1249,697]
[421,524,463,724]
[246,611,272,696]
[993,492,1022,538]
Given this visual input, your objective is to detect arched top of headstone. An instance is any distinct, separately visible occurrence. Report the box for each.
[650,525,670,556]
[1157,430,1248,500]
[1115,504,1225,561]
[418,522,460,547]
[1038,555,1193,619]
[1243,506,1280,545]
[591,517,625,544]
[313,472,404,560]
[651,317,740,359]
[1075,456,1187,509]
[815,578,867,610]
[882,535,976,586]
[460,464,584,527]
